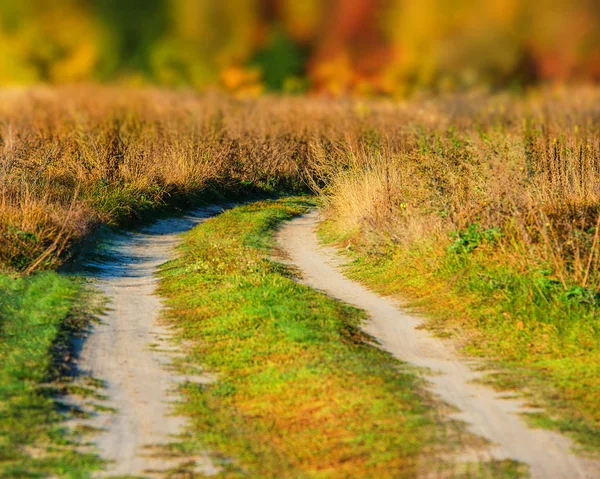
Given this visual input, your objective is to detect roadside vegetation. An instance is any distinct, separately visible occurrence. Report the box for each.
[317,88,600,451]
[320,224,600,452]
[0,273,101,477]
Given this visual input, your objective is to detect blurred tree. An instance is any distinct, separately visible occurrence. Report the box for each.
[0,0,103,84]
[151,0,259,88]
[251,27,306,91]
[309,0,389,93]
[94,0,167,77]
[381,0,524,93]
[279,0,323,43]
[0,0,599,92]
[525,0,600,81]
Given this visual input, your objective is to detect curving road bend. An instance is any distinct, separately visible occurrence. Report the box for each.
[277,211,600,479]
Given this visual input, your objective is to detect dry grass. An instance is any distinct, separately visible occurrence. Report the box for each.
[322,88,600,290]
[2,84,600,290]
[0,86,315,271]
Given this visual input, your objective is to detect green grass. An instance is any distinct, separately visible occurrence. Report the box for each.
[0,272,102,477]
[158,197,528,478]
[319,221,600,454]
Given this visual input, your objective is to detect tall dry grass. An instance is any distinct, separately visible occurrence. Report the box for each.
[1,85,600,289]
[0,86,324,271]
[323,89,600,290]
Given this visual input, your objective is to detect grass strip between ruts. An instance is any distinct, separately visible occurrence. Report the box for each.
[158,198,441,478]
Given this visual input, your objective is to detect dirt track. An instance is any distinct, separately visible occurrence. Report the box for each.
[277,211,600,479]
[65,204,600,478]
[69,208,224,477]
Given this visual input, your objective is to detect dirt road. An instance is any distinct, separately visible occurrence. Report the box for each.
[69,208,224,478]
[277,211,600,479]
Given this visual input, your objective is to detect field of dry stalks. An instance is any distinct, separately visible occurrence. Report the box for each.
[2,85,600,293]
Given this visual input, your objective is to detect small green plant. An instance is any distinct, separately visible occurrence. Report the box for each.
[448,223,502,254]
[0,273,102,477]
[561,285,600,307]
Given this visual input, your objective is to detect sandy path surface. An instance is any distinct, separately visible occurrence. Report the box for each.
[277,211,600,479]
[69,207,224,478]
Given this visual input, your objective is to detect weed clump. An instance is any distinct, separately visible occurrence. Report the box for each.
[448,224,502,254]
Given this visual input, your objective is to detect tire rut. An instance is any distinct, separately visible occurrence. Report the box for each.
[66,207,225,478]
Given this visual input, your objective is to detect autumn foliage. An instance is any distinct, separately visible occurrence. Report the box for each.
[1,1,599,94]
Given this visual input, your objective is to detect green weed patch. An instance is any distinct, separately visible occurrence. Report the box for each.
[0,273,101,477]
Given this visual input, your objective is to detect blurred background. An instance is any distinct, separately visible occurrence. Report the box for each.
[1,0,599,96]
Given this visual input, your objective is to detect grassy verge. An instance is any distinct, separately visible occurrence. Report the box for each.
[319,222,600,454]
[158,198,526,478]
[0,272,101,478]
